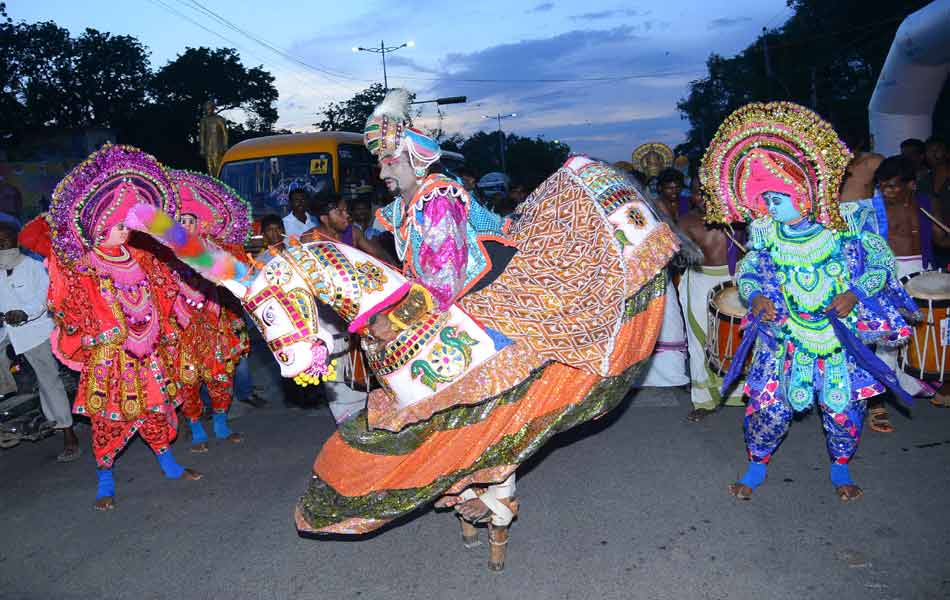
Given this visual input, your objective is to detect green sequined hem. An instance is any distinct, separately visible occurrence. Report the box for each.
[338,366,548,455]
[297,362,644,532]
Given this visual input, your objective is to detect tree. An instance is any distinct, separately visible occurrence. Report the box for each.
[314,83,415,132]
[461,132,570,189]
[0,19,150,135]
[677,0,939,160]
[140,46,279,168]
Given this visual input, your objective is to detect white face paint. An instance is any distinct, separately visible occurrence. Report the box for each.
[379,152,419,198]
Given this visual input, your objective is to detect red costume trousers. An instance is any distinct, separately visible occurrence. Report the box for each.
[90,410,178,468]
[179,378,234,421]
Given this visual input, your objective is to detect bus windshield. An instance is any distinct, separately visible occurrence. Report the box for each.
[219,152,334,216]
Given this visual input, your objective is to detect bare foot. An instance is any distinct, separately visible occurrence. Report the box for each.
[836,484,863,502]
[223,432,243,444]
[456,497,490,522]
[190,442,209,453]
[181,468,203,481]
[728,483,754,500]
[94,496,115,511]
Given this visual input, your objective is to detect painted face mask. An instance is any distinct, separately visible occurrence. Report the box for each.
[763,191,802,223]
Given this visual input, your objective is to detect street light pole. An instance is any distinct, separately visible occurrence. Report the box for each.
[483,113,517,174]
[352,40,415,91]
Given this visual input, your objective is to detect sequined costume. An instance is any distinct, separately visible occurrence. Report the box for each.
[280,91,680,544]
[167,170,251,428]
[374,173,512,309]
[701,102,917,491]
[47,145,184,470]
[736,216,913,463]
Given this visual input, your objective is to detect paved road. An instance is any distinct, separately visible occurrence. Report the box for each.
[2,380,949,600]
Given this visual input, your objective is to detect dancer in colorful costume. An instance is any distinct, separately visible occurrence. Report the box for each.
[47,144,201,511]
[129,90,679,571]
[169,170,252,451]
[700,102,917,502]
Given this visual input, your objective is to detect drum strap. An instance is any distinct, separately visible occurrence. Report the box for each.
[828,316,915,408]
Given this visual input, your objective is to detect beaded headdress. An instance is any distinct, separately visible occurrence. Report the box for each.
[363,89,441,171]
[699,101,852,228]
[50,144,178,263]
[171,170,252,245]
[631,142,674,179]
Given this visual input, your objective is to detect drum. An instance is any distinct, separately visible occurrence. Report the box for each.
[705,281,751,376]
[899,270,950,381]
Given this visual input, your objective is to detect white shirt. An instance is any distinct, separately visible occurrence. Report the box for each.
[282,212,317,238]
[0,255,54,354]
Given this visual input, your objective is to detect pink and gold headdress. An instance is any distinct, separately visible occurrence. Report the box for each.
[50,144,178,263]
[699,101,852,229]
[363,89,441,171]
[170,170,252,245]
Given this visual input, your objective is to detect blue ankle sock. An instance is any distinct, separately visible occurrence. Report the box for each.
[156,450,185,479]
[830,462,854,487]
[212,412,231,439]
[188,419,208,444]
[738,461,767,489]
[96,468,115,500]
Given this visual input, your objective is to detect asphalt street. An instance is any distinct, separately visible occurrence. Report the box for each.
[2,371,949,600]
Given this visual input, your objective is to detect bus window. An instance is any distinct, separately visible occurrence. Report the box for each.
[339,143,375,200]
[219,152,334,216]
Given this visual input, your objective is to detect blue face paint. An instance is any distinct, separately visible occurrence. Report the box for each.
[762,191,802,223]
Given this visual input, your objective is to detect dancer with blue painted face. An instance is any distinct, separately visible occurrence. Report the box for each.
[700,102,918,503]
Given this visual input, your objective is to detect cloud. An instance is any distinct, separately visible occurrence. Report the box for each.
[569,9,646,21]
[709,16,753,29]
[528,2,554,12]
[389,25,706,161]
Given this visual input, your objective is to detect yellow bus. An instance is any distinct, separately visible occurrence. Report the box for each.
[218,131,465,218]
[218,132,377,217]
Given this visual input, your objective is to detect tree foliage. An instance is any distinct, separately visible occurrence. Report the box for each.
[0,10,279,169]
[460,132,570,189]
[676,0,940,160]
[136,47,279,168]
[314,83,415,132]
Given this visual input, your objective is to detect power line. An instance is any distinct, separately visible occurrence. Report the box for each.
[158,0,715,88]
[143,0,341,92]
[177,0,368,84]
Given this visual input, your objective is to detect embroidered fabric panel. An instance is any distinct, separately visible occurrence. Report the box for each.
[458,170,626,374]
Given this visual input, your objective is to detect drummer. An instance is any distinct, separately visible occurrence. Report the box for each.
[677,190,746,422]
[870,156,950,425]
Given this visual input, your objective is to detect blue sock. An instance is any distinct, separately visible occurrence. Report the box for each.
[188,419,208,444]
[96,468,115,500]
[212,412,232,439]
[738,461,767,489]
[830,462,854,487]
[156,450,185,479]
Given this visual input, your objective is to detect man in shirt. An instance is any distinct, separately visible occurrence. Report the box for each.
[282,187,317,238]
[0,222,78,461]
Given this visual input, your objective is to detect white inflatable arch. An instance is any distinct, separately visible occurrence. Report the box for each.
[869,0,950,155]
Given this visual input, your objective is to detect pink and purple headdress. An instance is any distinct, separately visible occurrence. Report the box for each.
[170,170,252,245]
[50,144,178,263]
[699,102,852,229]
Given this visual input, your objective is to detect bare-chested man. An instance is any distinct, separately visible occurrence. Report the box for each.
[632,167,689,389]
[677,192,745,421]
[871,156,950,429]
